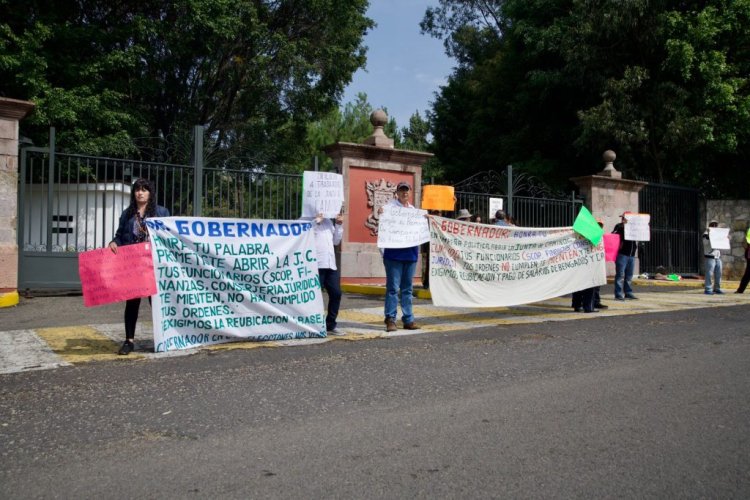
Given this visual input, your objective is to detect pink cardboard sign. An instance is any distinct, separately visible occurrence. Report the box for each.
[603,233,620,262]
[78,242,157,307]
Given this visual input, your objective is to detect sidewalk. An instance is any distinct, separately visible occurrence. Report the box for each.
[1,279,747,375]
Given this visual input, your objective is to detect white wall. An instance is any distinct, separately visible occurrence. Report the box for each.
[22,183,131,251]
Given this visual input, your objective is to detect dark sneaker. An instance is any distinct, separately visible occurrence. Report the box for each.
[573,307,583,312]
[402,322,420,330]
[385,319,397,332]
[118,341,134,355]
[595,303,609,309]
[625,294,638,300]
[704,290,713,295]
[714,289,724,294]
[584,309,600,313]
[615,297,625,301]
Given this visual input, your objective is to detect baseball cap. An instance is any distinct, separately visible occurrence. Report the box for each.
[397,181,411,191]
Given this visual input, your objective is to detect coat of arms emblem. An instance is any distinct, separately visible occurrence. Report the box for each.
[365,179,398,236]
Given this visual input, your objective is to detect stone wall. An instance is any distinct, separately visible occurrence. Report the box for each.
[703,200,750,280]
[0,98,34,294]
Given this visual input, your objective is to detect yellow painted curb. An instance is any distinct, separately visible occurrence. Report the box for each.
[341,284,385,296]
[0,291,19,308]
[341,284,432,299]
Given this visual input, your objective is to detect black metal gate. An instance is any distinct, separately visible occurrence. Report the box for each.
[17,127,304,293]
[442,167,583,227]
[638,182,702,275]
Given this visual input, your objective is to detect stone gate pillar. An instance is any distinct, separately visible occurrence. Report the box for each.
[324,110,433,283]
[571,150,646,276]
[0,98,34,307]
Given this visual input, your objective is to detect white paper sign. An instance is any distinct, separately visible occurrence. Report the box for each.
[489,197,504,220]
[623,213,650,241]
[429,216,606,308]
[377,205,430,249]
[708,227,730,250]
[302,171,344,218]
[146,217,326,352]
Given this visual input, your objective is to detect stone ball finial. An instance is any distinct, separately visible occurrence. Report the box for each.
[370,109,388,127]
[364,109,394,148]
[599,149,621,178]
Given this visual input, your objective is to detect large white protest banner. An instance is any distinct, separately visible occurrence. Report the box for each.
[302,171,344,218]
[146,217,326,352]
[429,217,606,308]
[623,213,651,241]
[377,205,430,248]
[708,227,730,250]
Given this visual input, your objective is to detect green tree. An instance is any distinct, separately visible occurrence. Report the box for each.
[422,0,750,196]
[0,0,373,169]
[300,92,402,171]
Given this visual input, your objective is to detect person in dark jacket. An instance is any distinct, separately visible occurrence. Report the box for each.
[736,228,750,294]
[612,212,639,300]
[108,178,169,354]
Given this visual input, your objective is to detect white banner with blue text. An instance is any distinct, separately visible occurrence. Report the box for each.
[429,217,606,308]
[146,217,326,352]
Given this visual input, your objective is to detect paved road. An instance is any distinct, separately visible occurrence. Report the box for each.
[0,285,749,498]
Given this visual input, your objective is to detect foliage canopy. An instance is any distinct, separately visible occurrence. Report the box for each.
[0,0,373,169]
[422,0,750,196]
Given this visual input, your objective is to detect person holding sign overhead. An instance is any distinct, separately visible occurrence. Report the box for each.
[310,212,345,334]
[702,220,725,295]
[612,212,639,300]
[109,178,170,355]
[378,181,420,332]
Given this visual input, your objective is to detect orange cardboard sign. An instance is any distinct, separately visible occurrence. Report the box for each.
[421,185,455,210]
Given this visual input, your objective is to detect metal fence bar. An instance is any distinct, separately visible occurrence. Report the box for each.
[638,182,701,275]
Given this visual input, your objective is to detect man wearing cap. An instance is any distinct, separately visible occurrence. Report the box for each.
[612,212,638,300]
[702,220,724,295]
[380,181,420,332]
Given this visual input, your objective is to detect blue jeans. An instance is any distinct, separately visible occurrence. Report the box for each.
[384,258,417,324]
[614,254,635,298]
[704,257,722,292]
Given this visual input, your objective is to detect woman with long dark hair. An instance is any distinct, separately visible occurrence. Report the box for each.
[108,178,169,355]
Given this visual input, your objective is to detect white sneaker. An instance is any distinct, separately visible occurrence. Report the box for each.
[327,328,345,336]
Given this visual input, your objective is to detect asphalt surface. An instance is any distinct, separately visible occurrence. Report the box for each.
[1,283,749,498]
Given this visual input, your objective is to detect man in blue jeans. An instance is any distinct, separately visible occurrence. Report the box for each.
[612,212,639,300]
[703,220,724,295]
[380,181,420,332]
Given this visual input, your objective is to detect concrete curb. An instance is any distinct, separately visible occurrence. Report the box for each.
[0,291,19,308]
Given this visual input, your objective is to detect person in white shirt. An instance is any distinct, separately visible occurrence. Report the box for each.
[702,220,724,295]
[310,212,345,334]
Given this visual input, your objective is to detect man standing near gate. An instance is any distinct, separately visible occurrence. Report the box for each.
[702,220,725,295]
[612,212,639,301]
